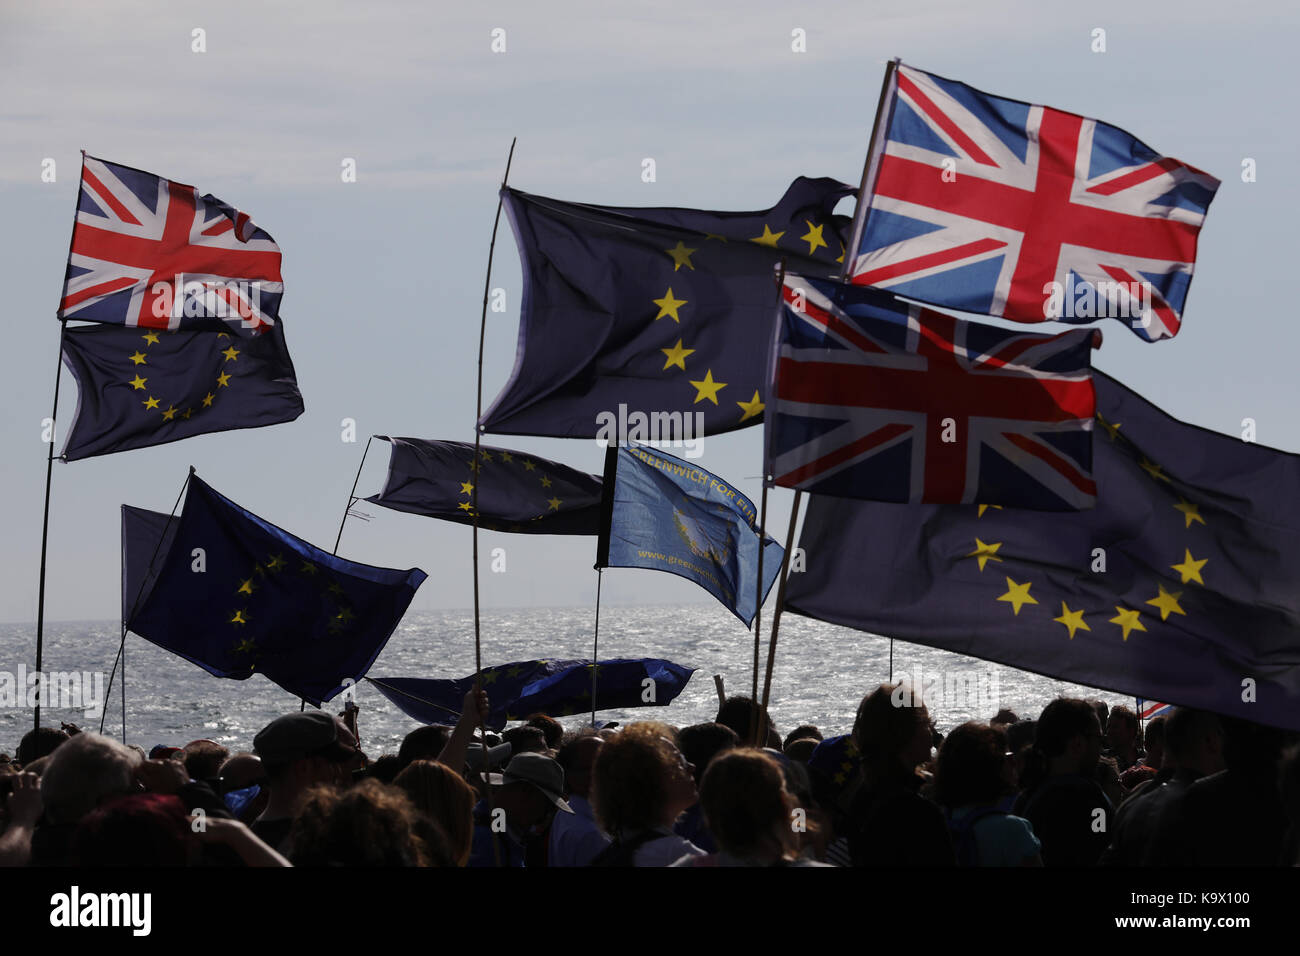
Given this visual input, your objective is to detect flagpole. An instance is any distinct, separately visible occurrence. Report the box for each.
[333,435,375,554]
[33,319,69,731]
[758,490,801,742]
[100,470,193,739]
[472,137,517,691]
[843,57,900,280]
[474,138,516,870]
[750,481,768,744]
[591,568,603,727]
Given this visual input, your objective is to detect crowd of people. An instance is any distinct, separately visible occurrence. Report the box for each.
[2,684,1297,867]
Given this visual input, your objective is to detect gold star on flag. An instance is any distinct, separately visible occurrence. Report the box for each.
[500,451,513,463]
[522,459,536,472]
[690,369,726,405]
[129,375,147,391]
[458,501,474,512]
[1140,458,1170,482]
[480,451,493,463]
[222,346,239,362]
[661,339,695,371]
[1145,583,1186,621]
[800,220,827,255]
[1053,602,1090,640]
[1109,606,1146,641]
[182,408,192,419]
[704,233,727,242]
[1097,414,1122,441]
[161,405,178,421]
[653,288,688,323]
[460,481,474,495]
[235,638,256,654]
[202,392,215,408]
[966,538,1003,571]
[230,610,249,626]
[266,554,286,572]
[751,224,784,248]
[977,504,1003,517]
[142,396,160,410]
[547,496,562,511]
[237,578,257,596]
[737,391,764,423]
[1173,498,1205,528]
[217,372,232,388]
[336,607,355,624]
[997,577,1038,615]
[835,241,845,265]
[482,669,500,684]
[141,332,161,345]
[1171,549,1207,585]
[129,351,147,366]
[540,475,553,489]
[665,241,697,271]
[300,561,318,575]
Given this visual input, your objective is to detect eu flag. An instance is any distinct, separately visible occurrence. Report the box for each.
[368,658,695,729]
[784,372,1300,732]
[127,474,427,705]
[481,177,854,438]
[598,446,784,627]
[60,323,303,461]
[365,438,603,535]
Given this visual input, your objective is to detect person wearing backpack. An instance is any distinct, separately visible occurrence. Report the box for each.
[935,721,1042,867]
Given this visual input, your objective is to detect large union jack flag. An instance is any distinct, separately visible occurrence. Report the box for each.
[768,274,1100,510]
[58,155,283,335]
[851,64,1219,342]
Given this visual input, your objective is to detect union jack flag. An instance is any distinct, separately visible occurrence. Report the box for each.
[58,155,283,335]
[767,274,1100,510]
[850,64,1219,342]
[1137,699,1173,720]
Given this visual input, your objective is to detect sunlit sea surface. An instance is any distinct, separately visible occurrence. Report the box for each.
[1,606,1137,757]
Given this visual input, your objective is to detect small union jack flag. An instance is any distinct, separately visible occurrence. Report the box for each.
[58,154,283,335]
[767,274,1100,510]
[1137,699,1173,720]
[850,64,1219,341]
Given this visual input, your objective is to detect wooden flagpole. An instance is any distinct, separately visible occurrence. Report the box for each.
[590,568,603,727]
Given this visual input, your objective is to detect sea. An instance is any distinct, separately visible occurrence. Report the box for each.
[1,605,1138,758]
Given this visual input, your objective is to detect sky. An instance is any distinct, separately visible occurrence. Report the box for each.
[1,0,1297,629]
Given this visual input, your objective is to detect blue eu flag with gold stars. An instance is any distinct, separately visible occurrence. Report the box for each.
[368,657,696,730]
[365,437,603,535]
[481,177,854,438]
[59,323,303,461]
[126,474,427,705]
[785,371,1300,732]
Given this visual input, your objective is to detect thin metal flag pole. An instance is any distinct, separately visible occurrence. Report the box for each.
[101,470,193,739]
[333,434,375,554]
[33,319,68,731]
[473,137,516,869]
[591,568,603,727]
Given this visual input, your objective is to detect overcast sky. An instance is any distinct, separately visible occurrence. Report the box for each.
[1,0,1296,628]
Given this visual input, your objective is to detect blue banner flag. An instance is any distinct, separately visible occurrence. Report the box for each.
[598,445,784,627]
[769,274,1100,509]
[480,177,854,439]
[368,658,695,730]
[127,474,427,705]
[365,437,603,535]
[784,372,1300,732]
[60,323,303,461]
